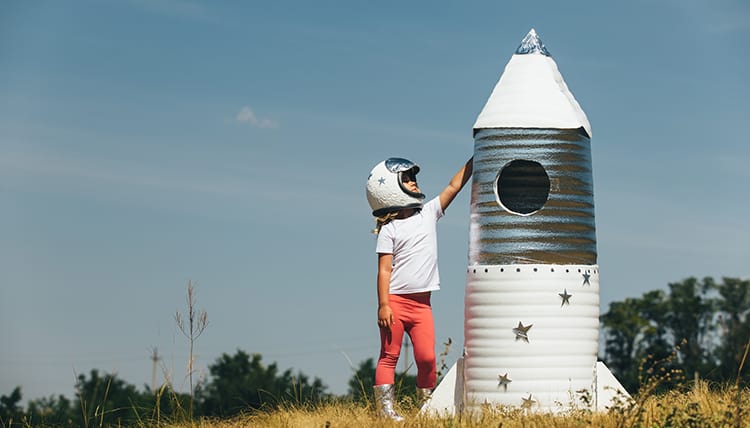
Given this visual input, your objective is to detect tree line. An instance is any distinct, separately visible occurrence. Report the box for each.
[2,276,748,426]
[0,350,415,427]
[600,276,750,392]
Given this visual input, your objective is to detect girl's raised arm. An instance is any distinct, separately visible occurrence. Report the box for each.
[439,157,473,212]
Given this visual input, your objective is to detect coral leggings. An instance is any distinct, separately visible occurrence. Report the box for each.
[375,293,436,388]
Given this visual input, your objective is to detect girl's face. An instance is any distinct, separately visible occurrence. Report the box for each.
[401,170,420,193]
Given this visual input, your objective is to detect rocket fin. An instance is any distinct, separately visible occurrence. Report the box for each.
[595,361,631,410]
[420,357,464,416]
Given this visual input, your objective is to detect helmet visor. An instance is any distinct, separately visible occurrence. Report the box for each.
[385,158,424,200]
[385,157,420,174]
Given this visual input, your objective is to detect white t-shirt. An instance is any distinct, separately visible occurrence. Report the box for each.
[376,197,444,294]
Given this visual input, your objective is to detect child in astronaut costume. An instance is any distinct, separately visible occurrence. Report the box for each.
[366,156,473,420]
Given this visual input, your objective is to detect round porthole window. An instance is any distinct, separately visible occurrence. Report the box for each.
[495,159,550,215]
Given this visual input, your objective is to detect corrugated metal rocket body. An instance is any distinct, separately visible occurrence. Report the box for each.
[469,128,596,266]
[463,29,600,411]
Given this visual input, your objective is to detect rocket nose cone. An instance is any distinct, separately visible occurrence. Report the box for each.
[473,28,591,136]
[516,28,550,56]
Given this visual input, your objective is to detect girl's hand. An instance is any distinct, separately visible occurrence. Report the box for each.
[378,305,394,329]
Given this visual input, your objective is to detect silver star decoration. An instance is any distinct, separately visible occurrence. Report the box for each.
[378,177,386,185]
[582,272,591,286]
[497,373,512,391]
[559,289,572,307]
[521,393,536,409]
[512,321,532,342]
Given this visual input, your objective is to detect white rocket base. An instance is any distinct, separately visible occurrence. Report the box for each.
[421,264,630,415]
[422,358,629,416]
[464,264,600,411]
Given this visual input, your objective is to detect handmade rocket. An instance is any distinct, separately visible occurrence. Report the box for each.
[424,29,627,414]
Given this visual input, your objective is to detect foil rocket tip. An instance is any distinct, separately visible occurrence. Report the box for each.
[515,28,550,56]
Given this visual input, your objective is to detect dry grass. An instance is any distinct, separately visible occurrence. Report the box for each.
[160,381,750,428]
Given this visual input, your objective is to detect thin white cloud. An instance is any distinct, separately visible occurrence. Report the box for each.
[236,106,278,129]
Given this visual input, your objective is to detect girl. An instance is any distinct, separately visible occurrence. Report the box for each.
[365,156,473,420]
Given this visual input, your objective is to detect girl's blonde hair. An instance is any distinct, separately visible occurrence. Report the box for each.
[372,211,399,234]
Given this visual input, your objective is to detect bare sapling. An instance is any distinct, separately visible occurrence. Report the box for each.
[175,280,208,419]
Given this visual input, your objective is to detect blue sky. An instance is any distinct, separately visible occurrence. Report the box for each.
[2,0,748,402]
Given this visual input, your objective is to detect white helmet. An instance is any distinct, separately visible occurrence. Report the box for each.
[366,157,425,216]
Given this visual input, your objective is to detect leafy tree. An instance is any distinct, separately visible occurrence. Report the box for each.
[664,277,714,379]
[635,290,672,361]
[26,394,75,427]
[73,369,153,427]
[601,290,675,393]
[600,298,648,392]
[347,358,377,402]
[0,386,24,426]
[710,277,750,384]
[2,377,193,427]
[198,350,329,417]
[140,384,193,424]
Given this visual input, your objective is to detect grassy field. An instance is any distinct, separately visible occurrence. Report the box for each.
[158,381,749,428]
[4,380,747,427]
